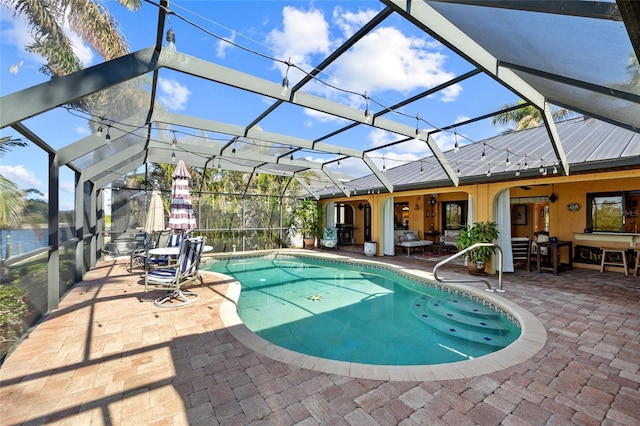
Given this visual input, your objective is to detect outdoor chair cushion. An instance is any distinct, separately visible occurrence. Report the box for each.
[145,236,205,308]
[405,231,418,241]
[320,227,338,249]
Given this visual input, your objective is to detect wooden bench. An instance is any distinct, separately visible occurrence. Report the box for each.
[600,248,629,276]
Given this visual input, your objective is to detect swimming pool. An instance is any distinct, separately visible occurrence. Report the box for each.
[206,251,546,379]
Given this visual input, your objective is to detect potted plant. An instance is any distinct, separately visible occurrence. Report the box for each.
[294,199,322,248]
[455,221,500,275]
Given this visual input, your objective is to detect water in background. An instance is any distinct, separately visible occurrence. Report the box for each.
[1,229,46,259]
[0,227,74,260]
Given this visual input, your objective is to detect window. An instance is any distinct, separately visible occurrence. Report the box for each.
[442,201,467,230]
[587,191,640,233]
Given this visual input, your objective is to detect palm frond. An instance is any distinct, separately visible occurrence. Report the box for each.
[63,0,131,60]
[0,176,26,229]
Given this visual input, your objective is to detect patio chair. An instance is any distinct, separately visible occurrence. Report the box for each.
[320,227,338,250]
[530,231,552,270]
[511,237,531,271]
[128,229,173,272]
[145,231,184,267]
[144,236,205,308]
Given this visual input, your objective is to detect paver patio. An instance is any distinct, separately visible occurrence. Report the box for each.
[1,250,639,425]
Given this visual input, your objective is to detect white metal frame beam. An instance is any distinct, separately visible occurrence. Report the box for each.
[383,0,569,175]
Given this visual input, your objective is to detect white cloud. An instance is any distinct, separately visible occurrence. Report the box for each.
[329,26,455,95]
[266,5,460,127]
[333,8,379,39]
[61,181,75,193]
[304,108,349,124]
[66,30,94,67]
[332,156,370,177]
[366,128,430,155]
[0,165,42,187]
[158,77,191,111]
[0,7,42,64]
[366,128,399,148]
[1,6,94,67]
[75,126,90,135]
[217,31,236,58]
[267,6,331,76]
[440,84,463,102]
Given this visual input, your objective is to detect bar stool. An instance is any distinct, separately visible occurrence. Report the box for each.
[633,250,640,277]
[600,248,629,276]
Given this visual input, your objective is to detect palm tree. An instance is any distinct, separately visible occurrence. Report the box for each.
[4,0,140,77]
[3,0,144,119]
[0,136,27,258]
[492,100,576,131]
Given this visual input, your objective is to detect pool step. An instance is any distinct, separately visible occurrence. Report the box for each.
[411,296,513,347]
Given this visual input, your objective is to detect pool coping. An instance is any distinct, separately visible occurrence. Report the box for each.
[209,249,547,382]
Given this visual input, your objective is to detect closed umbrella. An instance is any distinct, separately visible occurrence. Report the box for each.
[144,188,165,234]
[168,160,197,233]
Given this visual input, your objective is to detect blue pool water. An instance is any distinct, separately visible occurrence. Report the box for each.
[206,255,521,366]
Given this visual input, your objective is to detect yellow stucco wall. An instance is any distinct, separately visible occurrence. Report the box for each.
[322,169,639,269]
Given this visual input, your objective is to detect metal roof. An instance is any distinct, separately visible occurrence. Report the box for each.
[317,116,640,197]
[1,0,639,198]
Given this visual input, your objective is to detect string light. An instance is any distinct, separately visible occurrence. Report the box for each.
[70,102,563,185]
[139,4,568,184]
[281,58,291,97]
[453,130,459,153]
[414,114,421,141]
[165,27,176,51]
[363,91,372,124]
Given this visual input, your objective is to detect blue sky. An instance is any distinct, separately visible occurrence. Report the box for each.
[0,0,518,210]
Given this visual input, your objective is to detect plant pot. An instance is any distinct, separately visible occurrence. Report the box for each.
[303,238,316,249]
[364,241,377,257]
[468,260,486,275]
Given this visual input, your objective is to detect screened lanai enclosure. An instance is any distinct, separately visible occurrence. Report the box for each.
[110,178,310,254]
[1,0,639,360]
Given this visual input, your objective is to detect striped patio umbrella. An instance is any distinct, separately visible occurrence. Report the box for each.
[168,160,197,233]
[144,188,165,234]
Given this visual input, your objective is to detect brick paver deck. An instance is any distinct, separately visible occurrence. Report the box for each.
[1,250,639,425]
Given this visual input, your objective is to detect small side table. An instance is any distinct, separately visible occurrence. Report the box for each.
[536,240,573,276]
[423,230,441,244]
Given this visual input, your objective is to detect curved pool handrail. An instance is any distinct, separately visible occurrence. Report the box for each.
[433,243,504,292]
